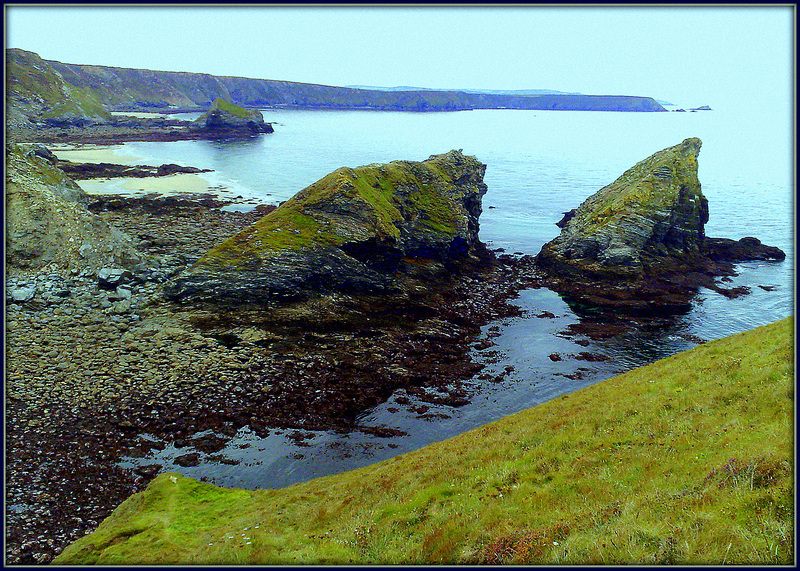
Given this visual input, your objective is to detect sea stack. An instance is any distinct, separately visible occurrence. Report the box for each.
[192,97,274,135]
[164,150,488,304]
[535,138,784,310]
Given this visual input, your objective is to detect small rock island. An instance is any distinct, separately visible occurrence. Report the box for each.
[535,138,784,311]
[190,97,274,136]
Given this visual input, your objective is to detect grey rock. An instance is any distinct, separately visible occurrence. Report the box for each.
[10,287,36,303]
[97,268,133,289]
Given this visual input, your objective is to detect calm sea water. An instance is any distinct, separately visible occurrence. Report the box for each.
[103,107,793,489]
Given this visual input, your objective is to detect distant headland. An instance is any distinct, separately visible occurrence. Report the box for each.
[6,47,666,134]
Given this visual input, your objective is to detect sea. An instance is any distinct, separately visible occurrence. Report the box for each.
[67,105,794,489]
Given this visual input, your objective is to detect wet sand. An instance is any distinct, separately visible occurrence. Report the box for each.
[49,144,141,165]
[74,173,223,197]
[50,145,265,206]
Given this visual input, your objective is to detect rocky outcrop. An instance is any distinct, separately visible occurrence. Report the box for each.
[57,160,211,180]
[164,150,487,304]
[190,98,273,136]
[535,138,784,310]
[5,144,143,271]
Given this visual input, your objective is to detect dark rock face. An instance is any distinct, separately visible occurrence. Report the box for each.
[191,98,273,136]
[164,150,488,304]
[535,138,784,310]
[57,160,211,180]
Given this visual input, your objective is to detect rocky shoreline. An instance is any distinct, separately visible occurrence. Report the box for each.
[7,109,274,146]
[5,137,786,565]
[5,192,550,565]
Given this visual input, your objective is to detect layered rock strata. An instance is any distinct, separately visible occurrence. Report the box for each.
[535,138,785,310]
[164,150,487,304]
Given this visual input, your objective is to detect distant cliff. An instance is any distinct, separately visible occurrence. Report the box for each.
[6,48,666,121]
[5,49,110,127]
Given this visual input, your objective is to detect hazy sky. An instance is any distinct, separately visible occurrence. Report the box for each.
[5,5,795,109]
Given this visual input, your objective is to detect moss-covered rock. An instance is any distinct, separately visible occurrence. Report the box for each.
[535,138,784,310]
[164,150,487,304]
[191,98,273,135]
[537,138,709,278]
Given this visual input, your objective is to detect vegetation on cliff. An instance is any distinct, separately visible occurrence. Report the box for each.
[5,48,110,126]
[53,317,794,565]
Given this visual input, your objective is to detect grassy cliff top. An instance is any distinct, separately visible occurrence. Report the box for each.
[6,48,110,121]
[54,316,794,565]
[195,151,481,269]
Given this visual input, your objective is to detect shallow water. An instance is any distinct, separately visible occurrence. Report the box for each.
[104,107,792,489]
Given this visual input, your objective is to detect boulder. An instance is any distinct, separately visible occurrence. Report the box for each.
[191,98,274,135]
[164,150,487,304]
[535,138,784,310]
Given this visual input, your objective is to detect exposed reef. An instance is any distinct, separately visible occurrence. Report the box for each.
[57,160,212,180]
[164,150,488,304]
[535,138,785,311]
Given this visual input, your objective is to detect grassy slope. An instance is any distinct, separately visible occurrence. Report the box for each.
[6,49,110,120]
[54,317,794,565]
[213,98,248,118]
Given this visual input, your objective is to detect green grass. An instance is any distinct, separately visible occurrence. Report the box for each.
[7,49,110,120]
[54,317,794,565]
[212,97,251,118]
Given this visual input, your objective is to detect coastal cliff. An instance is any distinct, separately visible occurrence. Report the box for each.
[535,138,785,310]
[164,150,488,304]
[6,48,666,123]
[5,49,110,128]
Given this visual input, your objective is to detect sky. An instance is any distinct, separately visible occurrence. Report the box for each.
[4,5,795,110]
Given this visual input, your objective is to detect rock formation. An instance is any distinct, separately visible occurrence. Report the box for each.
[164,150,488,304]
[191,98,274,135]
[535,138,784,310]
[5,144,143,271]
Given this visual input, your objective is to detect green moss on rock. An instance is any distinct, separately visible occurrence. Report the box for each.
[166,150,487,303]
[198,151,482,268]
[211,97,250,118]
[537,138,708,275]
